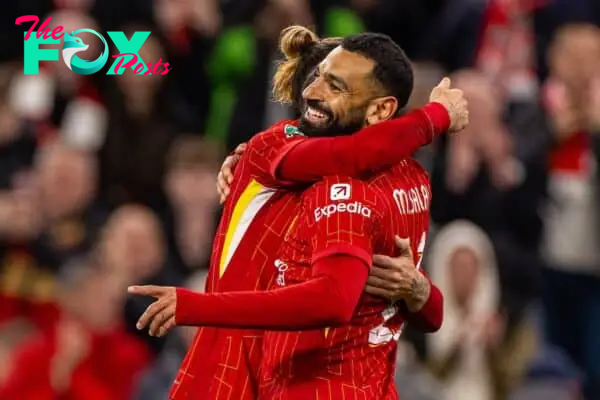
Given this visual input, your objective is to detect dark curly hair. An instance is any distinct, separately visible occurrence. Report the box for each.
[341,33,414,113]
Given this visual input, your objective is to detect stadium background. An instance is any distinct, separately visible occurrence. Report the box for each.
[0,0,600,399]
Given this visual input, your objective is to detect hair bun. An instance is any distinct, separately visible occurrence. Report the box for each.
[279,26,319,59]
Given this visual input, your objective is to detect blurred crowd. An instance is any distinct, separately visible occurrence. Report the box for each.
[0,0,600,399]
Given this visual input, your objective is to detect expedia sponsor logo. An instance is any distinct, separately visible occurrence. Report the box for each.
[314,202,371,222]
[330,183,350,200]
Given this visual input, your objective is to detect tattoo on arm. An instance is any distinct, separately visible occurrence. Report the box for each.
[407,275,431,312]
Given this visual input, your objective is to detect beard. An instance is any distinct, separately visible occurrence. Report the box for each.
[298,100,366,138]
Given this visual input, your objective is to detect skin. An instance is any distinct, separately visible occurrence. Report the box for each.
[298,47,399,136]
[130,45,433,336]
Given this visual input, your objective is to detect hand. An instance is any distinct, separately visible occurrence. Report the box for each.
[479,313,506,347]
[51,317,90,391]
[56,317,90,366]
[545,79,583,140]
[128,285,177,337]
[479,128,519,190]
[190,0,222,36]
[216,143,246,204]
[365,236,431,311]
[429,77,469,133]
[445,134,480,194]
[586,78,600,132]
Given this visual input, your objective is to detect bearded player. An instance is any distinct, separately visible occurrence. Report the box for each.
[131,29,467,399]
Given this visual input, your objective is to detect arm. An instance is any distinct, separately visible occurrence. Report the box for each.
[134,178,379,334]
[177,177,379,330]
[272,103,450,183]
[368,240,443,333]
[176,254,368,330]
[397,275,443,333]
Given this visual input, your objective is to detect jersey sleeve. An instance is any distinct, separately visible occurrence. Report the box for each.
[306,176,383,266]
[271,102,450,183]
[245,121,308,187]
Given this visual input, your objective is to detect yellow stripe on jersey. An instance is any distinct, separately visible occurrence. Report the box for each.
[219,179,275,277]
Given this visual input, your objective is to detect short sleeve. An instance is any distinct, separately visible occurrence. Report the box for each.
[305,176,382,266]
[246,121,307,187]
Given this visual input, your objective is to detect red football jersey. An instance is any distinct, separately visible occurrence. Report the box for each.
[171,120,306,400]
[260,160,431,400]
[171,104,447,399]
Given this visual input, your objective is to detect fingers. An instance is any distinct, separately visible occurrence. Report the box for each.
[437,77,451,89]
[369,264,396,279]
[128,285,165,298]
[217,171,227,204]
[136,299,170,331]
[372,254,396,269]
[394,236,411,253]
[157,316,176,337]
[234,142,247,155]
[217,154,238,203]
[366,274,394,290]
[364,284,395,300]
[149,305,175,336]
[222,155,238,184]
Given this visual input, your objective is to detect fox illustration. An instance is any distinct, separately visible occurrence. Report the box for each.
[61,30,109,75]
[62,31,89,70]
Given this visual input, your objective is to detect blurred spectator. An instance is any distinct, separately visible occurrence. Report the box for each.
[431,69,547,321]
[97,204,179,352]
[97,24,183,212]
[0,256,151,400]
[540,22,600,399]
[475,0,540,101]
[425,221,537,400]
[357,0,484,71]
[32,142,104,264]
[163,136,221,273]
[0,63,37,190]
[533,0,600,81]
[0,141,104,331]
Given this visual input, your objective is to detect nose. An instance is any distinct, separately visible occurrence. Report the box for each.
[302,76,324,102]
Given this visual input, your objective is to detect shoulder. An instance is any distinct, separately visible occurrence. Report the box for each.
[247,119,303,151]
[370,161,431,215]
[303,176,384,221]
[396,158,430,180]
[370,159,430,189]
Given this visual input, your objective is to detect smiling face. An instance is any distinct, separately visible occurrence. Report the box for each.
[298,46,399,137]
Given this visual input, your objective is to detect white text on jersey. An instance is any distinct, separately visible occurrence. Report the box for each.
[392,184,430,215]
[314,202,372,222]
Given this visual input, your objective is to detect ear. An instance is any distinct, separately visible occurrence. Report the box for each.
[365,96,398,125]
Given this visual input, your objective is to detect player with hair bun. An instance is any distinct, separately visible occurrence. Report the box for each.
[131,26,468,400]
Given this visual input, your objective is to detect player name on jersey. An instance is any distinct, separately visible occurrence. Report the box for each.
[393,184,430,215]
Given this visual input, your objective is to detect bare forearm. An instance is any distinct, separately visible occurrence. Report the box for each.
[401,277,443,333]
[405,274,431,312]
